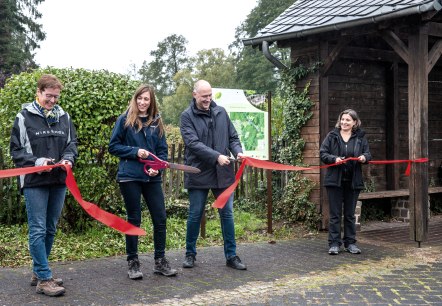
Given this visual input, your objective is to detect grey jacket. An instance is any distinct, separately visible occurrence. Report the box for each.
[180,100,243,189]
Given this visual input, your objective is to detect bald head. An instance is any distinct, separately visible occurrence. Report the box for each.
[193,80,212,93]
[193,80,212,111]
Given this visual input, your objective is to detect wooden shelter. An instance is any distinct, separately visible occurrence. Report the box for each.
[243,0,442,243]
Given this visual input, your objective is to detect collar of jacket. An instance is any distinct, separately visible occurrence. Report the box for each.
[191,99,219,116]
[331,127,365,138]
[22,101,66,118]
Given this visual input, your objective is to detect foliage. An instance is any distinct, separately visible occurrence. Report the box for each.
[191,48,237,88]
[230,0,294,93]
[139,34,190,103]
[273,172,319,229]
[0,68,141,228]
[0,0,45,87]
[160,70,193,125]
[0,211,305,268]
[271,64,322,229]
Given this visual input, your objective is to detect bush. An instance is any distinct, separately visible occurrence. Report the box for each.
[0,68,140,230]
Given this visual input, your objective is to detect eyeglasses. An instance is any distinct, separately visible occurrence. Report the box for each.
[44,94,60,100]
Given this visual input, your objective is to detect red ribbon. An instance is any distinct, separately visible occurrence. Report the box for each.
[212,156,429,209]
[0,164,146,236]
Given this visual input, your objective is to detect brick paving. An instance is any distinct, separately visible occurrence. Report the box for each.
[0,217,441,305]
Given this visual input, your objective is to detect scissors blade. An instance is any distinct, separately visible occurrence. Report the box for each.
[167,163,201,173]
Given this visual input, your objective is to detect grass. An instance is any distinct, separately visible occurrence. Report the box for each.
[0,210,313,268]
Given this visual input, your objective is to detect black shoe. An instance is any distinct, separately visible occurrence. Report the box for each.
[226,256,247,270]
[154,257,177,276]
[183,255,195,268]
[128,258,143,280]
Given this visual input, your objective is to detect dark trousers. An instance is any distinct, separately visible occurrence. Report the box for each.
[326,181,360,247]
[119,181,166,260]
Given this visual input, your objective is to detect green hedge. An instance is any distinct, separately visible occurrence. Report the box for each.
[0,68,140,230]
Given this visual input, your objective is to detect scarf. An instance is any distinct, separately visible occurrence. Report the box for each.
[33,100,61,126]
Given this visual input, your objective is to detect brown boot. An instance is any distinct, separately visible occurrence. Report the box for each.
[31,273,63,286]
[36,279,65,296]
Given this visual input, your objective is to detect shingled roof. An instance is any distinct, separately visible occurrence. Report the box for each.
[243,0,442,46]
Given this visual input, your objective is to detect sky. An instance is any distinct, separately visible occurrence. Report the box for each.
[34,0,258,76]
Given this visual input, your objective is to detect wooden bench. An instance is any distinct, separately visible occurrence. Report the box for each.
[355,186,442,230]
[358,186,442,200]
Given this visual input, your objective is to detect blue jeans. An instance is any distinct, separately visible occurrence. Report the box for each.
[24,185,66,280]
[186,188,236,259]
[119,181,166,260]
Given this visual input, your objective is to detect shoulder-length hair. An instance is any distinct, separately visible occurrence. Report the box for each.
[124,84,164,137]
[335,109,362,130]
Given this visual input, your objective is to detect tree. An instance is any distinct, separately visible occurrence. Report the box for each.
[191,48,237,88]
[159,48,241,126]
[161,69,193,126]
[139,34,190,103]
[0,0,46,87]
[230,0,294,93]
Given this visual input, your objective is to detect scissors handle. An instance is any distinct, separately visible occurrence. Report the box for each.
[138,152,168,175]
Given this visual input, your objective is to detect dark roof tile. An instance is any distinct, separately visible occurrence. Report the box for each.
[246,0,434,44]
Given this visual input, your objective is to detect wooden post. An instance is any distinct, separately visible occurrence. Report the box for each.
[408,25,429,243]
[267,91,273,234]
[319,40,330,230]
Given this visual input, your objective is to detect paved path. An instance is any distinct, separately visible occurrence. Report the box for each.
[1,218,441,305]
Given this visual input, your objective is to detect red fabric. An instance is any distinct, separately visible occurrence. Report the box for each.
[211,156,429,209]
[0,164,146,236]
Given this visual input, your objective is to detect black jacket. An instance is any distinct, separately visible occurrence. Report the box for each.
[10,102,78,188]
[320,128,371,189]
[180,100,243,189]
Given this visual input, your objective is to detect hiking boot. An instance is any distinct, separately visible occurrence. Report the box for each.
[128,258,143,280]
[182,254,195,268]
[345,244,361,254]
[226,255,247,270]
[36,279,65,296]
[31,273,63,286]
[328,246,340,255]
[154,257,177,276]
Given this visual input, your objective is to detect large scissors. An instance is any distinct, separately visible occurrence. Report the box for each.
[138,152,201,174]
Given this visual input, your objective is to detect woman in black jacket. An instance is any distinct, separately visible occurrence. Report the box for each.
[109,84,176,279]
[10,74,77,297]
[320,109,371,255]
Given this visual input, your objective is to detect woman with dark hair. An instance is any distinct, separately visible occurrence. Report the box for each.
[10,74,77,296]
[109,84,176,279]
[320,109,371,255]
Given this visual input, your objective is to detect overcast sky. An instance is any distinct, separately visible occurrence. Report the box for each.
[34,0,258,75]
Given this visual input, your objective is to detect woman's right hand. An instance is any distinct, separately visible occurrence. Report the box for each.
[137,149,149,159]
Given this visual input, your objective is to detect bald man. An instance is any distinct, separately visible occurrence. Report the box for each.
[180,80,247,270]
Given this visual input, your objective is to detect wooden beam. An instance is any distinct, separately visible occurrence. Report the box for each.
[428,22,442,37]
[427,39,442,74]
[385,61,400,190]
[320,37,352,76]
[408,26,429,243]
[319,40,329,230]
[380,30,410,64]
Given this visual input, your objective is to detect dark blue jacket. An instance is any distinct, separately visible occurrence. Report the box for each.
[108,113,167,182]
[320,128,371,190]
[180,100,243,189]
